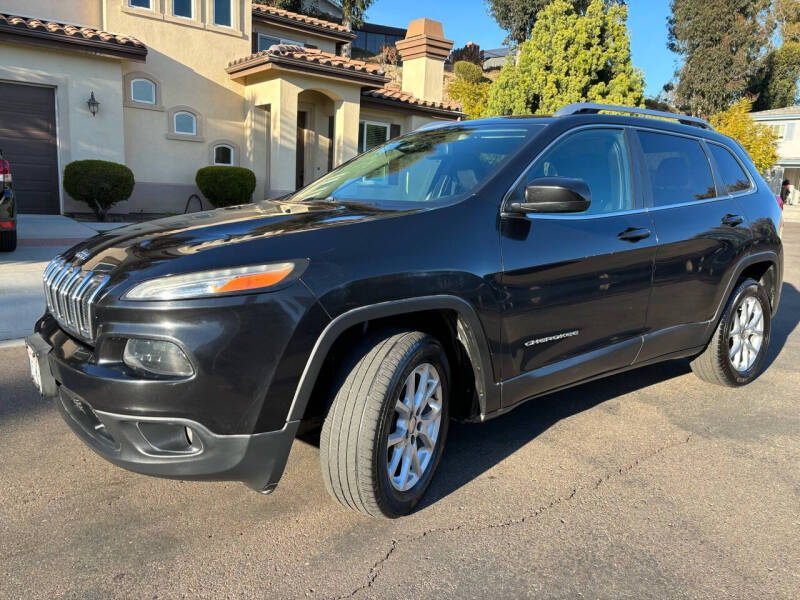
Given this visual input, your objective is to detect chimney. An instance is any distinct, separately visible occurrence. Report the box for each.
[396,18,453,103]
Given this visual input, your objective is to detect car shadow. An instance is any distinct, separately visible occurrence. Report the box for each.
[764,282,799,369]
[418,359,690,510]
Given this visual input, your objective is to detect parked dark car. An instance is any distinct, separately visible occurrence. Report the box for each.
[26,104,783,517]
[0,149,17,252]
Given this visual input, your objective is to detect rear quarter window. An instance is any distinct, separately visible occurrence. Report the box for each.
[707,143,753,194]
[638,131,716,207]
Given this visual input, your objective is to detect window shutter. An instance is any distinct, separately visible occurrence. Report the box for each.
[390,124,401,139]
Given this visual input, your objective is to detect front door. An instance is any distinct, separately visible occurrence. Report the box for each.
[499,127,656,408]
[296,111,307,190]
[634,130,753,362]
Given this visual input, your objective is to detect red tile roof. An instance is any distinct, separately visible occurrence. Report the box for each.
[227,44,388,84]
[251,4,353,37]
[0,12,146,60]
[362,87,463,115]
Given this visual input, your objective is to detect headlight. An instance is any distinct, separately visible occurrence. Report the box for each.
[123,262,297,301]
[123,339,194,377]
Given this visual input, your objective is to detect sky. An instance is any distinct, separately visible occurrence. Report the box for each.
[364,0,677,97]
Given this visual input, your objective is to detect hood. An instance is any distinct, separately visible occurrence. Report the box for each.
[65,199,416,279]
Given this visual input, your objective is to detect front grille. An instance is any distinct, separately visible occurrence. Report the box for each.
[43,256,110,343]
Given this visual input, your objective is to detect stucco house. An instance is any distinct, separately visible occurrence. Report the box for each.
[0,1,461,216]
[751,105,800,199]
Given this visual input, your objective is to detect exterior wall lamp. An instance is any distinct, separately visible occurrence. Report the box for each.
[87,91,100,117]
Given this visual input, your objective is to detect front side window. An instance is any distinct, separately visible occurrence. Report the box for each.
[638,131,716,207]
[523,128,633,215]
[708,143,752,195]
[130,78,156,104]
[173,0,192,18]
[358,121,390,153]
[214,0,232,27]
[213,144,234,165]
[291,124,541,206]
[174,112,197,135]
[129,0,151,8]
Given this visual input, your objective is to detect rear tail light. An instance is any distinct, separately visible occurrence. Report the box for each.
[0,159,10,184]
[0,221,13,230]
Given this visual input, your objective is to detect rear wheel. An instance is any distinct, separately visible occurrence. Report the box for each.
[691,278,771,386]
[320,330,450,518]
[0,229,16,252]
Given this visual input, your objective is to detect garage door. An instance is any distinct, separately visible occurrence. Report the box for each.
[0,83,59,214]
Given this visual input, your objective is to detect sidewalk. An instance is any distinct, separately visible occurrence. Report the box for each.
[783,204,800,223]
[0,215,130,341]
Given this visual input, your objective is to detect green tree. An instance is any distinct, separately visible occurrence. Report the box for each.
[485,0,624,45]
[668,0,773,117]
[710,98,778,172]
[340,0,375,57]
[751,42,800,110]
[447,61,490,119]
[485,0,643,116]
[267,0,303,12]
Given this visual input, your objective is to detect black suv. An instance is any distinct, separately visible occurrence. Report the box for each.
[27,104,783,517]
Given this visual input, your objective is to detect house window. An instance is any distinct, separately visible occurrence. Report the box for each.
[358,121,390,153]
[213,144,234,165]
[174,111,197,135]
[130,79,156,105]
[214,0,232,27]
[768,124,788,140]
[129,0,151,8]
[173,0,193,18]
[257,33,303,51]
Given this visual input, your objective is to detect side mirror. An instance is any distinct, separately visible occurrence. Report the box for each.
[510,177,591,214]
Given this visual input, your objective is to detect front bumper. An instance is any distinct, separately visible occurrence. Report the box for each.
[55,382,299,492]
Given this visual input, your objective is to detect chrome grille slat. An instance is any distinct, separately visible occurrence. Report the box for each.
[42,255,109,344]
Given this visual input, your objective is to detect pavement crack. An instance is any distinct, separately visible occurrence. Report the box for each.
[330,433,693,599]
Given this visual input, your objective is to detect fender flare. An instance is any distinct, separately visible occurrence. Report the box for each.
[706,250,781,336]
[286,295,500,423]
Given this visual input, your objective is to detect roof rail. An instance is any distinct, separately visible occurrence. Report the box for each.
[553,103,714,131]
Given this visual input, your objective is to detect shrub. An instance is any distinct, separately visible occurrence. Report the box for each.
[63,160,134,221]
[195,166,257,208]
[454,60,484,84]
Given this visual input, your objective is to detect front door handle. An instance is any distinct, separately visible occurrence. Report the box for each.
[721,214,744,227]
[618,227,651,242]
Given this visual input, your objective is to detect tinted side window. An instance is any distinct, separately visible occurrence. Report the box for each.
[708,143,752,194]
[525,128,633,215]
[638,131,716,207]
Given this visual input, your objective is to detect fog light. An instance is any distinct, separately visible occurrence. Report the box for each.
[123,339,194,377]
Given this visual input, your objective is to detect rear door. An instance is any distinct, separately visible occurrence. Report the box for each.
[499,126,657,407]
[634,129,752,362]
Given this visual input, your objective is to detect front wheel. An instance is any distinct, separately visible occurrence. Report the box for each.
[320,330,450,518]
[691,278,771,386]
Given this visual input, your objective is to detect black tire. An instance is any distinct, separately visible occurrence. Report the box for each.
[0,229,16,252]
[320,330,450,518]
[691,278,771,387]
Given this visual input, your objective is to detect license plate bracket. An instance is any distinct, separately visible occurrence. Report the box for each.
[25,334,57,397]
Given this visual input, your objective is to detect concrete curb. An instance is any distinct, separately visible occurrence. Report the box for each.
[0,338,26,349]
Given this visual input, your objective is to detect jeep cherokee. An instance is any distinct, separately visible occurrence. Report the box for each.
[26,103,783,518]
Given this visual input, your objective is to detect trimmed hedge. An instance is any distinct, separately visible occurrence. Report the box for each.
[195,166,257,208]
[63,160,135,221]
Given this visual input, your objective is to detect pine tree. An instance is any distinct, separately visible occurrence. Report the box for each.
[668,0,773,117]
[485,0,643,116]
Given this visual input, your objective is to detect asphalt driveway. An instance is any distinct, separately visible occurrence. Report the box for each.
[0,225,798,599]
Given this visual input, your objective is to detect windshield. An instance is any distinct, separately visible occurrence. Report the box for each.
[291,124,543,205]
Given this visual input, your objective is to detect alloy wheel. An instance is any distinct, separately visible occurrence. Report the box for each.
[386,363,443,492]
[728,296,764,373]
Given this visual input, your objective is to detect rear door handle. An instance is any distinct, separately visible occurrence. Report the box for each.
[618,227,651,242]
[721,214,744,227]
